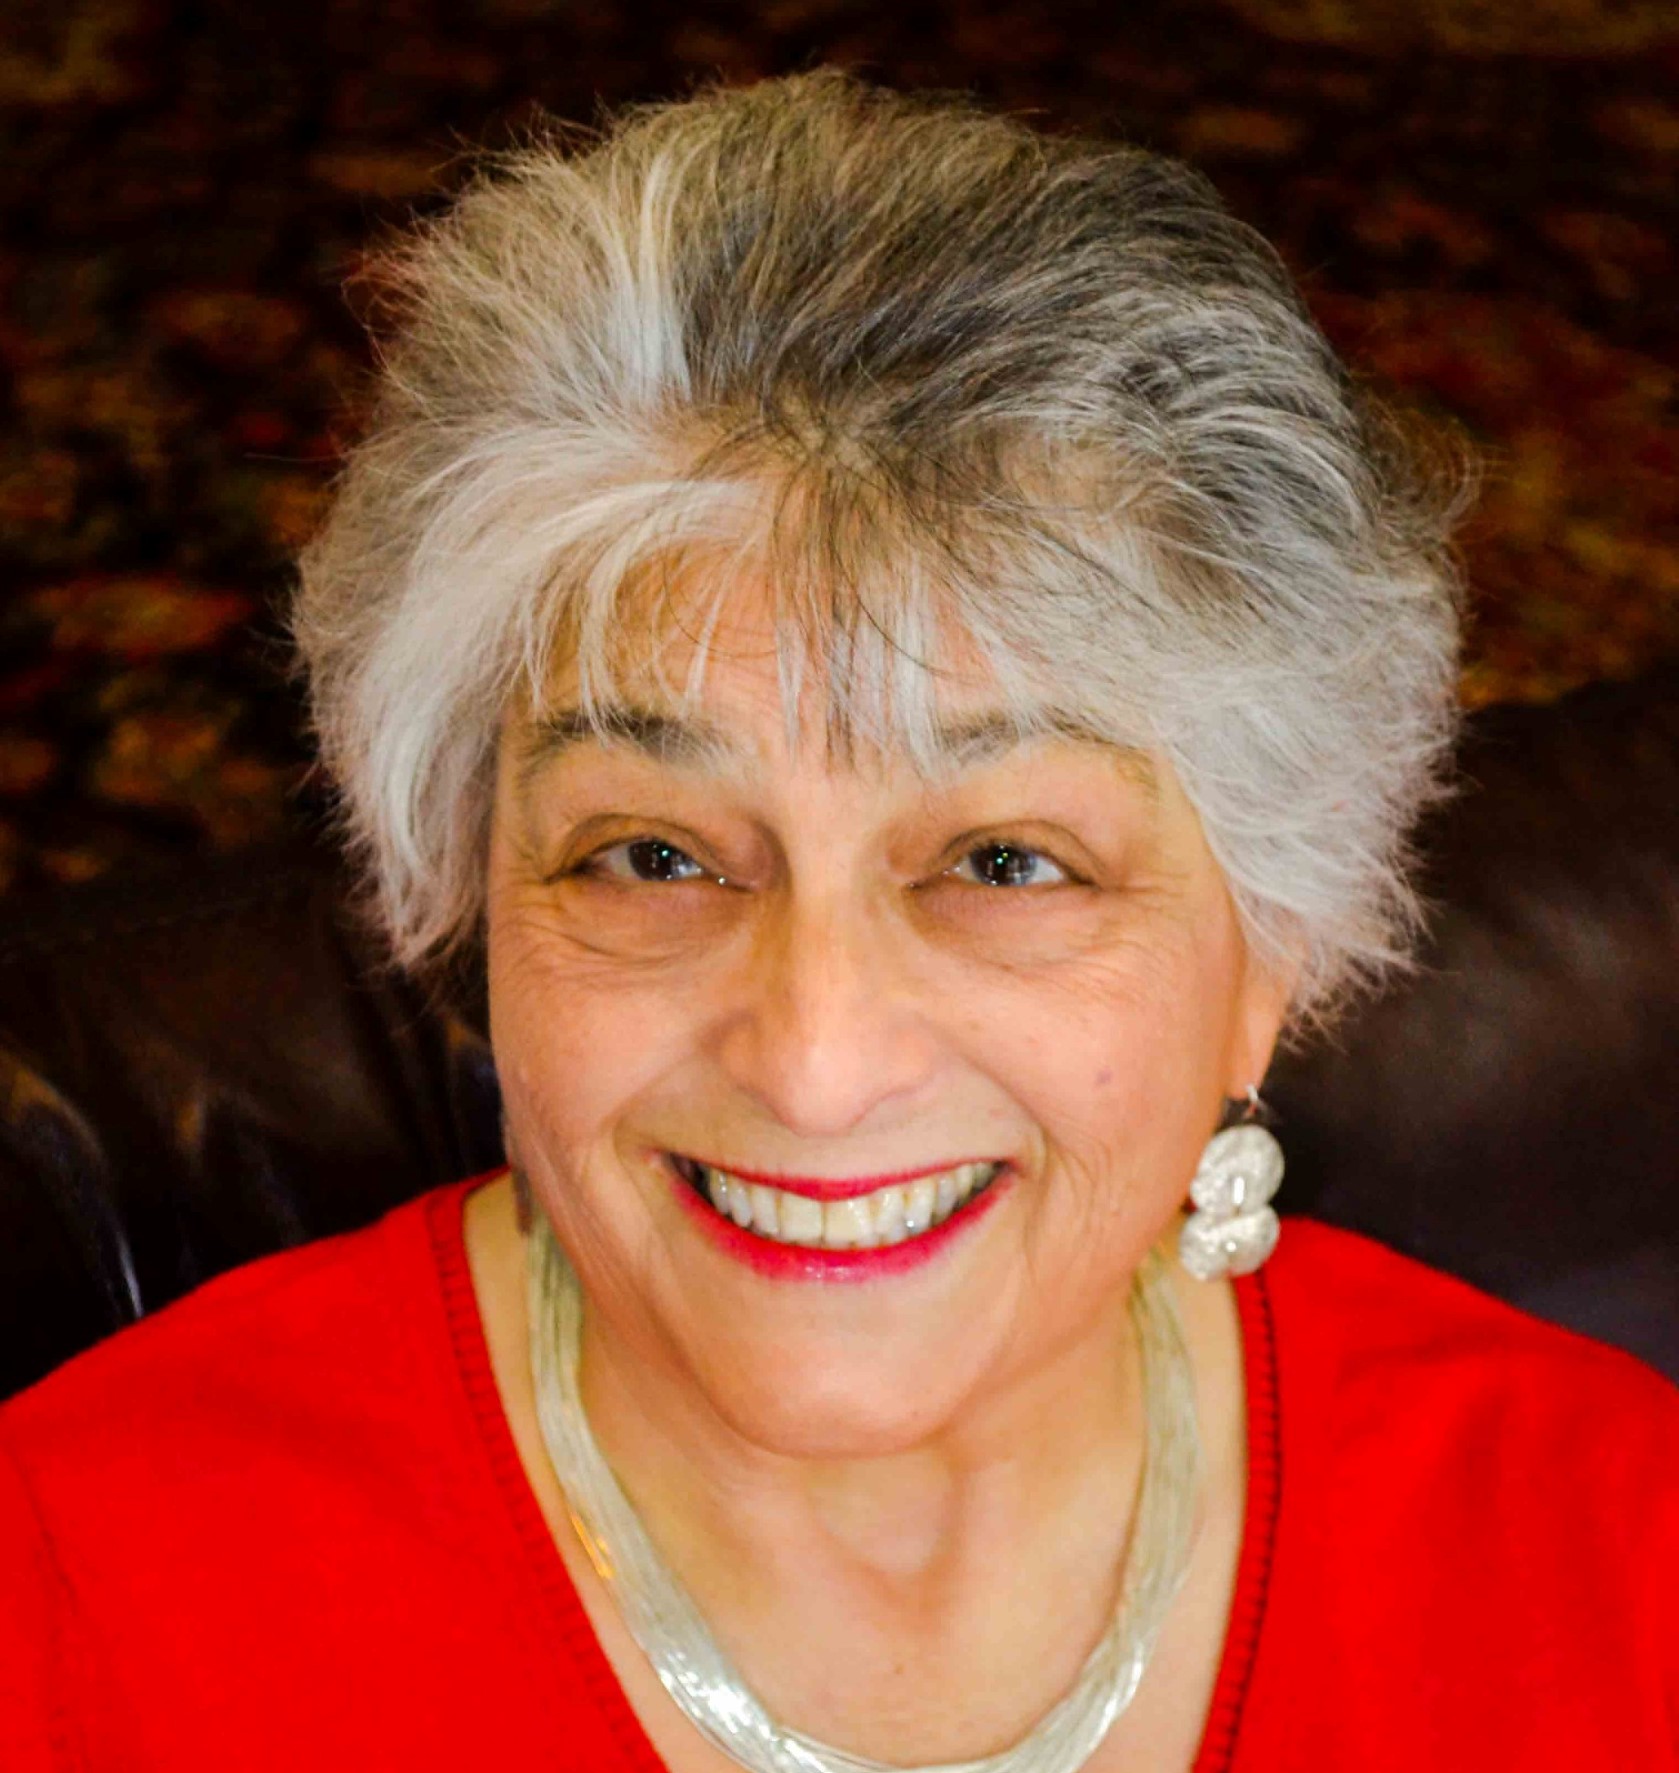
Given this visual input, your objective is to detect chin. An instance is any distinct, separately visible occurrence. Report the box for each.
[696,1355,978,1462]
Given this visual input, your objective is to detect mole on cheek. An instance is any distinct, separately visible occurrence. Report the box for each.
[1095,1067,1113,1087]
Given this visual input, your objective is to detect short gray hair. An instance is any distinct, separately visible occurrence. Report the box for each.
[293,71,1469,1023]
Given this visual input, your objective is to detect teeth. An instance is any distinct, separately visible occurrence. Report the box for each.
[748,1184,781,1238]
[778,1192,825,1246]
[691,1161,999,1252]
[872,1186,907,1244]
[823,1197,877,1249]
[904,1177,936,1236]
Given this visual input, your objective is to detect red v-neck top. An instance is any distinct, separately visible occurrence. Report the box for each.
[1,1177,1674,1769]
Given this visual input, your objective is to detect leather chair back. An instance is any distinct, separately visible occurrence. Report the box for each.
[2,673,1675,1399]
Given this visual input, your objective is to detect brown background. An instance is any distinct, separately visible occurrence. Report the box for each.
[2,0,1675,898]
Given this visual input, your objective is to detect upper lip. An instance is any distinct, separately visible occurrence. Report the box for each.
[673,1155,1001,1202]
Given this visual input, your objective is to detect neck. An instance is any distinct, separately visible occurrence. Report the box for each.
[464,1171,1245,1767]
[579,1278,1143,1611]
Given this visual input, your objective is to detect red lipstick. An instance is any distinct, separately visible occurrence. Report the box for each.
[681,1158,996,1202]
[670,1164,1009,1282]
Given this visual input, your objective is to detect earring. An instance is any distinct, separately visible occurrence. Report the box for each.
[1178,1089,1284,1281]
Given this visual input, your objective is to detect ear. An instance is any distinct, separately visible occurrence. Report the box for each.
[1222,940,1300,1099]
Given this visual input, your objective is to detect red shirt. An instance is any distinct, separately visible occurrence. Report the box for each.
[1,1178,1674,1770]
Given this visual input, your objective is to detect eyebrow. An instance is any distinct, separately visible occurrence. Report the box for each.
[517,705,735,780]
[517,701,1157,795]
[938,713,1159,802]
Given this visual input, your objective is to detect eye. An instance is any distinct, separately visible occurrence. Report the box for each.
[947,842,1070,889]
[584,838,713,884]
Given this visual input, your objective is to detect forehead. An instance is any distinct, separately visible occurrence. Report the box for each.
[518,563,1155,791]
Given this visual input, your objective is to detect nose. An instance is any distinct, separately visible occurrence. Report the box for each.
[710,890,942,1141]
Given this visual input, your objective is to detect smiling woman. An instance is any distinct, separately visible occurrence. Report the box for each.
[1,69,1675,1773]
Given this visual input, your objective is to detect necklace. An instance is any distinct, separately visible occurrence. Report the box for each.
[525,1213,1203,1773]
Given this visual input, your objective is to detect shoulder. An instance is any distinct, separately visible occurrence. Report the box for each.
[1265,1216,1679,1435]
[1236,1220,1679,1762]
[0,1181,467,1515]
[0,1176,598,1760]
[1258,1217,1678,1633]
[0,1182,477,1764]
[1262,1217,1679,1502]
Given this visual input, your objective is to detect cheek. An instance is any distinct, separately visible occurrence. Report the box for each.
[941,897,1246,1203]
[487,888,700,1168]
[488,902,713,1314]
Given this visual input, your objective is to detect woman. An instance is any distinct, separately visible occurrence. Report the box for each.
[1,72,1673,1771]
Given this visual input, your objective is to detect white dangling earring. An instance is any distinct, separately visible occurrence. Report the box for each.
[1178,1087,1284,1281]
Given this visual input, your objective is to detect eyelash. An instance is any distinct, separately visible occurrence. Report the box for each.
[573,838,719,885]
[573,836,1079,890]
[943,842,1073,890]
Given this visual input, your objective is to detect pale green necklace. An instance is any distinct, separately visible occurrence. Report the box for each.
[525,1214,1202,1773]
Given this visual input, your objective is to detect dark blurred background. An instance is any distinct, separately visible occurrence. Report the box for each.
[2,0,1676,900]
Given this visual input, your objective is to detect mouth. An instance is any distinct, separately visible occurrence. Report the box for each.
[666,1152,1008,1272]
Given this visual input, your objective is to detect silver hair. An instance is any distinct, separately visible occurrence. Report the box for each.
[293,71,1470,1024]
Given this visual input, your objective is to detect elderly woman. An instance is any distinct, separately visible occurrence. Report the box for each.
[1,72,1674,1772]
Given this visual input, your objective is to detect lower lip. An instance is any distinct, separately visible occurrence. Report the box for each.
[670,1165,1010,1282]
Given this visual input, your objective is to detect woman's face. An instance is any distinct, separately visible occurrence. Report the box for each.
[487,588,1292,1459]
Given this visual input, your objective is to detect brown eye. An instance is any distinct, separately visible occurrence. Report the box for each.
[948,843,1069,888]
[588,839,711,883]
